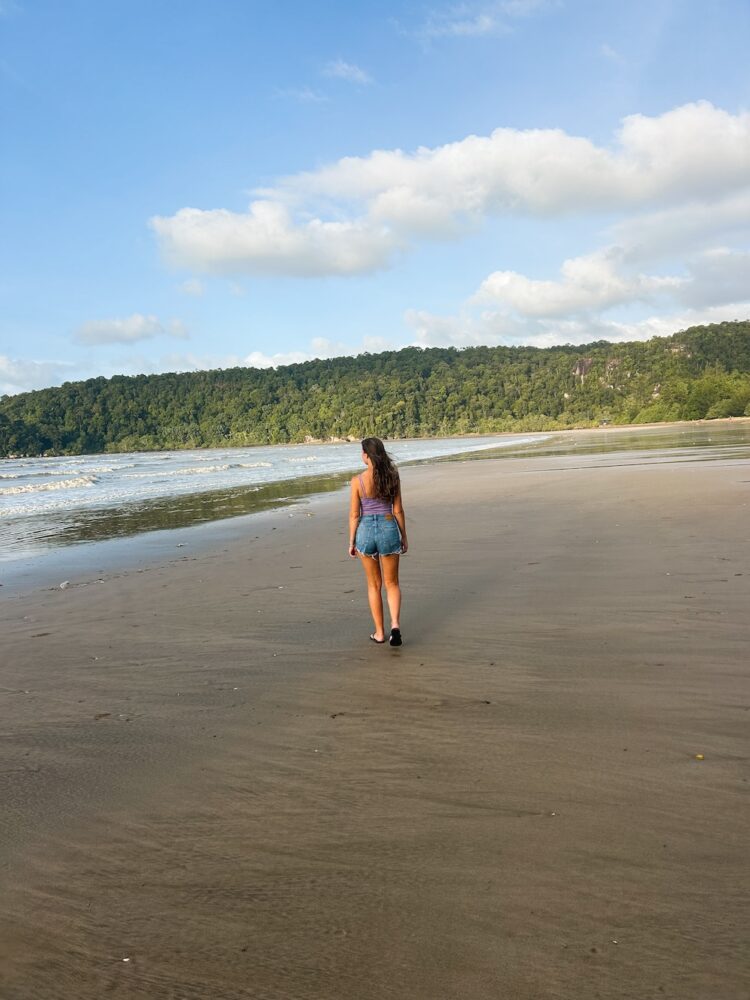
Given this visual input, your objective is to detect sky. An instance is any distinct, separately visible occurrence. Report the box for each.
[2,0,750,395]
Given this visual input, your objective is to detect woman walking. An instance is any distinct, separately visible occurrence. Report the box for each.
[348,437,408,646]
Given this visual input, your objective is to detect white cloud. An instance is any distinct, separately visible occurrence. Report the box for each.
[475,248,685,317]
[322,59,373,84]
[612,190,750,262]
[152,102,750,279]
[279,101,750,216]
[73,314,189,345]
[677,248,750,309]
[151,200,398,277]
[141,341,359,373]
[179,278,205,297]
[150,100,750,351]
[154,349,318,371]
[405,307,520,348]
[423,9,504,38]
[412,241,750,347]
[274,86,328,104]
[309,337,343,355]
[473,244,750,318]
[417,1,553,39]
[0,356,79,396]
[241,351,311,368]
[167,336,388,371]
[362,335,396,353]
[405,301,750,350]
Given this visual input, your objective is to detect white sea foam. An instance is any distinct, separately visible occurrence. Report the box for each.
[174,464,231,474]
[0,436,553,544]
[122,464,232,479]
[0,470,71,480]
[0,475,97,496]
[0,498,95,517]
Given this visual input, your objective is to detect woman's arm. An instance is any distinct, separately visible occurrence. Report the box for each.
[392,491,408,554]
[348,478,361,557]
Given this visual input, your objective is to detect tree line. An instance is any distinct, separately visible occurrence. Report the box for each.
[1,320,749,457]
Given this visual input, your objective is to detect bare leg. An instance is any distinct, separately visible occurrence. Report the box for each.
[359,554,385,640]
[380,554,401,631]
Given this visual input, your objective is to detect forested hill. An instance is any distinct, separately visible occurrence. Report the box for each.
[2,320,750,458]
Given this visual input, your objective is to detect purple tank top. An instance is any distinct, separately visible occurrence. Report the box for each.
[359,474,394,515]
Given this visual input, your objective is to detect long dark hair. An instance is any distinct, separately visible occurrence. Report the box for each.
[361,437,400,501]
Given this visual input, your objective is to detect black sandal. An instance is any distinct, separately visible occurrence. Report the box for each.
[389,628,402,647]
[370,634,386,644]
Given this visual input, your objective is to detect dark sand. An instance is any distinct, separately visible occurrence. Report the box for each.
[1,442,748,999]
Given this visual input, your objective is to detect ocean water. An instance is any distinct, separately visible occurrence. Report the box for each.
[0,434,547,563]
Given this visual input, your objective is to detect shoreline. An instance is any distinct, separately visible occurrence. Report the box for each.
[1,433,548,597]
[3,421,749,601]
[1,442,748,998]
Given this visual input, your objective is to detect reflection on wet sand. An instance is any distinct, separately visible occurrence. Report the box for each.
[4,422,749,558]
[3,472,352,551]
[459,421,750,461]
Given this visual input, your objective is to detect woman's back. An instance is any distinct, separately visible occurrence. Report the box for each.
[358,472,393,515]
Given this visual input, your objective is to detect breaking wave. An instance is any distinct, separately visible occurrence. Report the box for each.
[0,475,97,496]
[123,464,233,479]
[0,470,72,480]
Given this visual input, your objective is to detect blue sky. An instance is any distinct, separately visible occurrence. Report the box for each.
[2,0,750,394]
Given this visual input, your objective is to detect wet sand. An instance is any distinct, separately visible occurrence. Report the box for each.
[1,443,748,999]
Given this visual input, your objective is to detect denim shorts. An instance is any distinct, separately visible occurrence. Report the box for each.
[355,514,402,558]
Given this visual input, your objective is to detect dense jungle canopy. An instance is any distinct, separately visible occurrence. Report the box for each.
[1,321,749,457]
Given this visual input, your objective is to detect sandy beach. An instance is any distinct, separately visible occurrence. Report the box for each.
[1,440,748,999]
